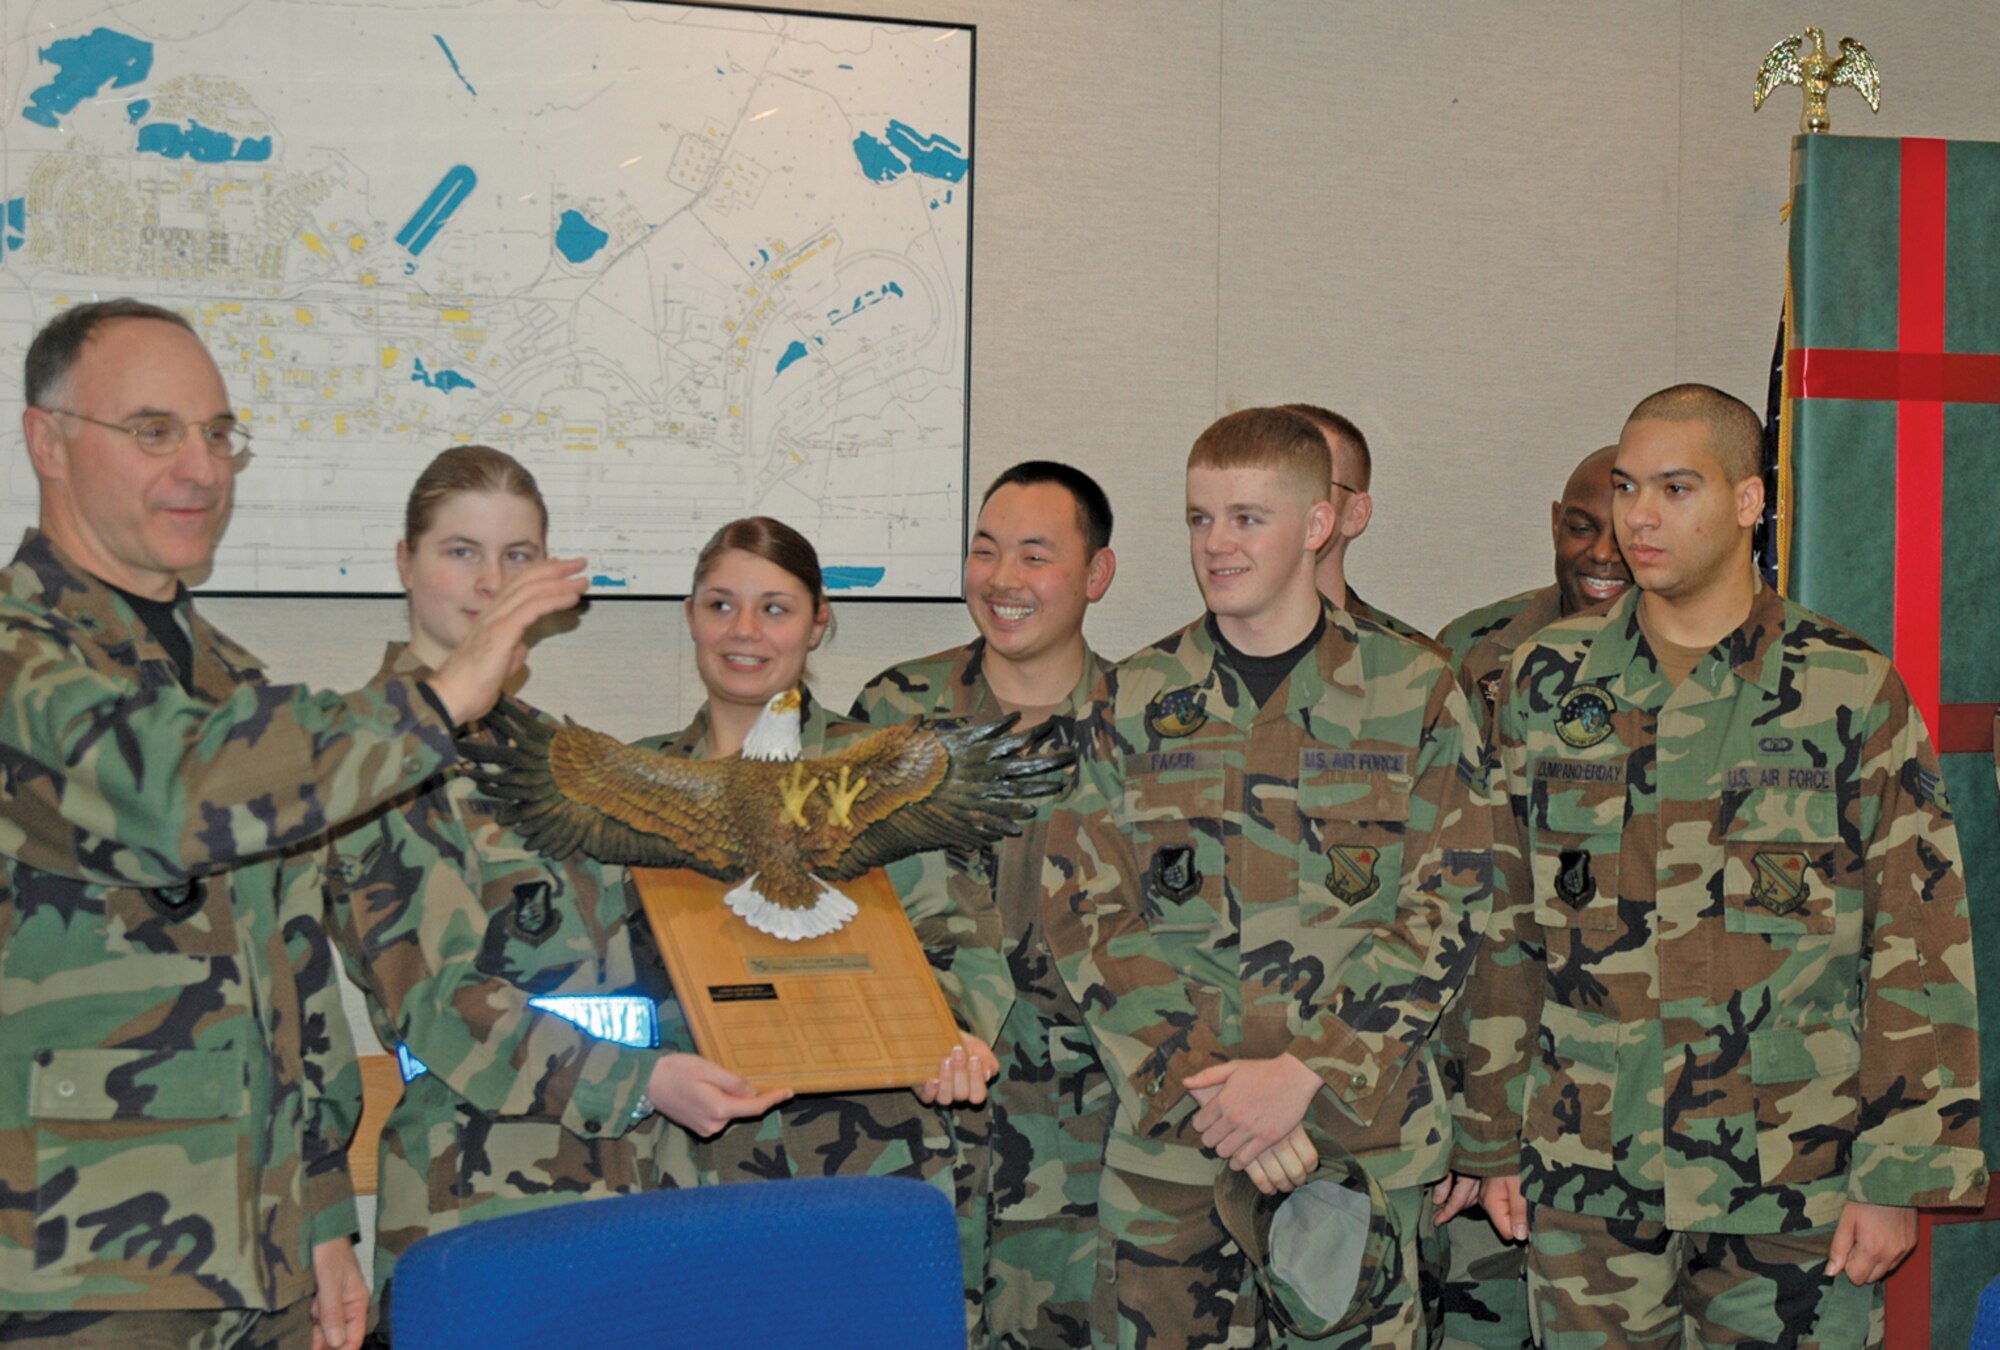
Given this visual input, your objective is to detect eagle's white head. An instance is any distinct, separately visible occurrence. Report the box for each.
[742,687,804,762]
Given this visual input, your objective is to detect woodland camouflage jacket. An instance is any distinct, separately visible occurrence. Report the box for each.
[1454,586,1986,1232]
[0,531,456,1311]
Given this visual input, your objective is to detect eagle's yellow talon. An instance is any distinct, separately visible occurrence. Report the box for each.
[824,764,870,828]
[779,762,821,827]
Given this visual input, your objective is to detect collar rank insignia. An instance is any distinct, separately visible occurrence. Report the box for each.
[1555,687,1615,749]
[1478,671,1504,719]
[1148,845,1202,903]
[1325,844,1381,905]
[511,879,557,941]
[1554,848,1595,907]
[1146,686,1208,739]
[1748,850,1811,916]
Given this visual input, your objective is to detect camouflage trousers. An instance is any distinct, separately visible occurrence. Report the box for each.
[1423,1205,1530,1350]
[1526,1206,1884,1349]
[0,1299,315,1349]
[1097,1167,1430,1349]
[982,1014,1113,1350]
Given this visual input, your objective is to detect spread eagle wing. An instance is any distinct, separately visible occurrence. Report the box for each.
[1832,38,1881,111]
[459,698,746,878]
[806,716,1074,882]
[1753,33,1803,109]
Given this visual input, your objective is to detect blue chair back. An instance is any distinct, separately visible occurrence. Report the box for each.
[393,1175,963,1348]
[1972,1269,2000,1350]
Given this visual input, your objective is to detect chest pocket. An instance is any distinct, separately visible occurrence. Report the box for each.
[1297,771,1412,923]
[1528,760,1626,932]
[1721,788,1843,937]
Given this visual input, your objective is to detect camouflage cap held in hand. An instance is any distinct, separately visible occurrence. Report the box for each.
[1213,1092,1402,1339]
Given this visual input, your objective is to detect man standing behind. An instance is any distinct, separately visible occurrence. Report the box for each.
[1437,445,1630,736]
[1286,403,1442,654]
[853,461,1116,1348]
[0,301,585,1347]
[1043,407,1492,1347]
[1456,385,1985,1347]
[1426,444,1629,1350]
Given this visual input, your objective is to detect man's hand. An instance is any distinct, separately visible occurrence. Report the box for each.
[1479,1174,1528,1243]
[916,1035,999,1106]
[1241,1125,1320,1196]
[310,1237,369,1350]
[1184,1054,1324,1168]
[1431,1172,1482,1226]
[647,1053,791,1137]
[428,558,590,724]
[1826,1200,1918,1285]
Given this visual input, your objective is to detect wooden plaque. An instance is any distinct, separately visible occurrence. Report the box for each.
[632,867,961,1095]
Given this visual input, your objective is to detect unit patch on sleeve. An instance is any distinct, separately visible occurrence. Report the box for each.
[1747,851,1811,916]
[1324,844,1382,905]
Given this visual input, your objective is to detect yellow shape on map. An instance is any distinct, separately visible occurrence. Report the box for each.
[302,234,330,258]
[442,308,471,323]
[349,235,366,252]
[381,348,400,369]
[295,308,314,325]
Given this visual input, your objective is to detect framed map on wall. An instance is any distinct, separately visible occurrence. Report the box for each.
[0,1,972,596]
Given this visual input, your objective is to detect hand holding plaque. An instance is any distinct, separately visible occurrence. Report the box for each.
[461,691,1071,1092]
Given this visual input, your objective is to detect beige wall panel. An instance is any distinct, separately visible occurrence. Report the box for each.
[1216,0,1681,636]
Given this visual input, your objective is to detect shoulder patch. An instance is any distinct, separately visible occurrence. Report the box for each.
[1555,687,1616,749]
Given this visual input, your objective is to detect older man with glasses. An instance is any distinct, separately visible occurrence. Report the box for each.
[0,299,587,1349]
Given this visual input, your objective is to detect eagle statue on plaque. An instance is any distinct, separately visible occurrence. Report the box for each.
[463,689,1071,939]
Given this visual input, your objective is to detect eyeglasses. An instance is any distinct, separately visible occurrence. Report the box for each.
[1331,478,1365,496]
[42,408,253,464]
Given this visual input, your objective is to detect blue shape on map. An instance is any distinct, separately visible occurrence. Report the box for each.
[397,165,477,257]
[434,35,477,96]
[852,132,906,183]
[127,98,149,123]
[6,198,23,232]
[837,63,853,70]
[137,120,270,163]
[554,209,609,264]
[884,120,967,182]
[412,357,476,393]
[590,575,629,588]
[774,340,810,379]
[823,566,886,591]
[24,28,152,129]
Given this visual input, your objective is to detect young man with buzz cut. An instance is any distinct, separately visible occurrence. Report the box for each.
[1453,384,1985,1348]
[852,460,1118,1348]
[1042,406,1493,1348]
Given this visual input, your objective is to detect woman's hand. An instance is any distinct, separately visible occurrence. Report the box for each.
[647,1053,791,1137]
[915,1035,999,1106]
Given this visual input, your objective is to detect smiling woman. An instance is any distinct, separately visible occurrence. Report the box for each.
[634,514,1007,1334]
[323,445,678,1347]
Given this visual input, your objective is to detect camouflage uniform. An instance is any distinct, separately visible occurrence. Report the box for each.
[1436,587,1558,736]
[1454,586,1987,1347]
[1042,600,1494,1348]
[0,532,457,1321]
[323,643,684,1321]
[853,638,1114,1349]
[638,690,1009,1335]
[1346,587,1448,661]
[1425,585,1560,1350]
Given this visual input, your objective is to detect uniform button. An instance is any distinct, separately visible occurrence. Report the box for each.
[32,1049,52,1066]
[56,1080,76,1098]
[584,1119,602,1133]
[1351,1072,1367,1089]
[403,754,424,774]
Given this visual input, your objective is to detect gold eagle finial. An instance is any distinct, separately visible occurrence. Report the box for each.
[1754,27,1881,135]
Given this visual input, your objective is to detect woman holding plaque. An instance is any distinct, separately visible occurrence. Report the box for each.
[637,515,1008,1329]
[325,446,740,1345]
